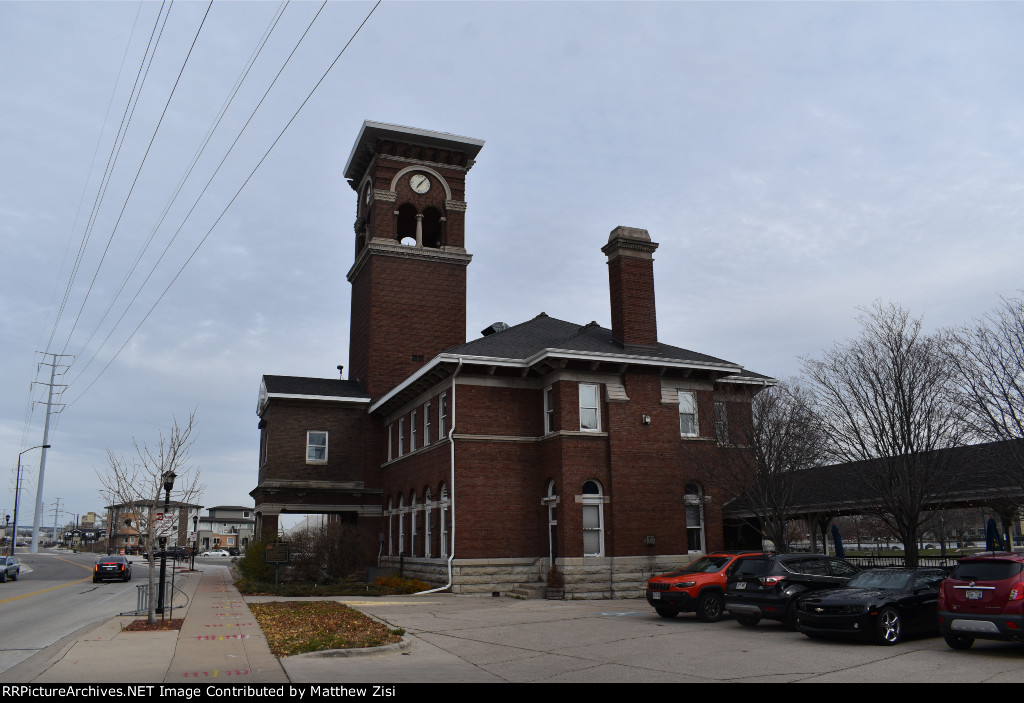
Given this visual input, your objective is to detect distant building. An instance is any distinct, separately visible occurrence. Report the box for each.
[105,500,201,553]
[196,505,255,552]
[252,122,774,596]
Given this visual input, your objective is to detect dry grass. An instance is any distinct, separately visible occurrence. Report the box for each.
[247,601,404,658]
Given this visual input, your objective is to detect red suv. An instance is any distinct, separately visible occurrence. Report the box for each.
[646,551,763,622]
[938,552,1024,650]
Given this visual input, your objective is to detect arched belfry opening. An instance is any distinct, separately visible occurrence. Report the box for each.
[396,204,418,245]
[422,207,443,248]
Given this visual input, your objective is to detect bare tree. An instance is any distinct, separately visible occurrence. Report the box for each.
[707,380,824,553]
[802,302,969,567]
[97,412,203,624]
[948,293,1024,490]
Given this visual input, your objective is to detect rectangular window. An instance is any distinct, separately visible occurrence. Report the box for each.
[679,391,698,437]
[439,393,448,438]
[424,402,431,445]
[387,424,393,461]
[714,401,728,443]
[398,419,405,457]
[411,409,418,450]
[260,430,268,466]
[544,386,555,434]
[579,383,600,431]
[306,431,328,463]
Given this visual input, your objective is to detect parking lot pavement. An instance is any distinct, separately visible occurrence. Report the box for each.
[259,595,1024,684]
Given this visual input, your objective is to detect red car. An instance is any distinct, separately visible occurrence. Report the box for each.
[646,550,764,622]
[939,552,1024,650]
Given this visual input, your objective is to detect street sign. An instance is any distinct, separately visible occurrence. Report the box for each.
[265,542,290,564]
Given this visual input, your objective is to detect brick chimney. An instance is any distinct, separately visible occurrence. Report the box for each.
[602,226,659,349]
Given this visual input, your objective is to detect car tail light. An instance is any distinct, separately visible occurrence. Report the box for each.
[1008,582,1024,601]
[94,565,99,572]
[760,576,785,587]
[937,584,947,608]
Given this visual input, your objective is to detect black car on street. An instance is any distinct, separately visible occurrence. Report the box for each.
[93,555,133,582]
[796,567,947,645]
[725,553,860,629]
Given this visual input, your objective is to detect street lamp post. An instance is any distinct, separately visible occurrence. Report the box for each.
[155,470,176,617]
[191,515,198,571]
[12,445,50,556]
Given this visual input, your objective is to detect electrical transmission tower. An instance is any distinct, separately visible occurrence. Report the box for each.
[30,352,72,553]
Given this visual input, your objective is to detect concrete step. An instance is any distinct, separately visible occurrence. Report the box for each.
[507,583,546,599]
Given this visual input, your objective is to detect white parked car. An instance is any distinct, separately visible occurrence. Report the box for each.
[201,549,230,557]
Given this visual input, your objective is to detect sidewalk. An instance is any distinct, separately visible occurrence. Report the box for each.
[1,565,287,684]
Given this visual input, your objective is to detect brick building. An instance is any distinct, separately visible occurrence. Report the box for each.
[251,122,774,597]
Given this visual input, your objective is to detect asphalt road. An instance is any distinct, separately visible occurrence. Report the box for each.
[0,550,141,675]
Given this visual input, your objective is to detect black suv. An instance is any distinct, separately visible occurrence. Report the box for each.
[726,553,860,629]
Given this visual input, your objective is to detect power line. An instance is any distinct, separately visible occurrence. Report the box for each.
[67,0,382,405]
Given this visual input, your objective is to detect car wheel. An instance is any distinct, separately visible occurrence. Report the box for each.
[695,592,724,622]
[944,634,975,650]
[655,606,679,619]
[735,613,760,627]
[782,602,799,631]
[0,571,6,583]
[10,572,17,581]
[876,607,902,645]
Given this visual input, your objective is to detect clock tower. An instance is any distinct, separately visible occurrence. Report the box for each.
[344,122,485,399]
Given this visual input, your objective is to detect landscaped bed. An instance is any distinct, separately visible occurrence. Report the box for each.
[247,601,404,657]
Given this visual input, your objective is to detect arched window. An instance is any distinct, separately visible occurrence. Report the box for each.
[398,495,406,556]
[439,483,449,558]
[386,498,394,556]
[543,480,559,562]
[410,491,418,557]
[397,204,417,245]
[685,482,705,553]
[582,480,604,557]
[424,488,433,559]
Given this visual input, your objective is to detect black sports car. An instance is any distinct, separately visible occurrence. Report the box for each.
[796,567,947,645]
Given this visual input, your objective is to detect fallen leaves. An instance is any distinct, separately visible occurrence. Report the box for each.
[247,601,403,658]
[124,618,185,631]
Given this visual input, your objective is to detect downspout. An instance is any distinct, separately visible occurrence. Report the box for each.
[416,357,463,595]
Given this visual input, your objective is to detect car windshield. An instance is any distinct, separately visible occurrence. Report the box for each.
[847,570,914,591]
[678,556,731,574]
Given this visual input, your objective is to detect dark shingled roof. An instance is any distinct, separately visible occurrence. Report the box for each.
[262,375,369,399]
[445,313,742,369]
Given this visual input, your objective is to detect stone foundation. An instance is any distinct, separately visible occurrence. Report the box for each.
[378,554,699,598]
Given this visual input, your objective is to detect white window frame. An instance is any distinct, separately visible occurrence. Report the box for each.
[411,409,418,451]
[387,424,393,461]
[582,480,605,557]
[410,492,418,557]
[424,489,432,558]
[544,386,555,434]
[424,402,431,445]
[439,393,448,438]
[398,419,405,457]
[398,495,405,555]
[306,431,328,464]
[439,484,449,558]
[386,498,393,556]
[579,383,601,432]
[679,391,698,437]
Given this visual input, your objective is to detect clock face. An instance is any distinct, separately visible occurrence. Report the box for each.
[409,173,430,194]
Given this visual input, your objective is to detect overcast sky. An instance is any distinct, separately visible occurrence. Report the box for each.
[3,1,1023,532]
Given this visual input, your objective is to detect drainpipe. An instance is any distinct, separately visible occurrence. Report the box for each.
[416,357,463,595]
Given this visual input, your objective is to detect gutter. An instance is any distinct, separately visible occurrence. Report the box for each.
[416,357,463,595]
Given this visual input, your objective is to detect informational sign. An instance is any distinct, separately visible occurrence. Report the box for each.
[265,542,291,564]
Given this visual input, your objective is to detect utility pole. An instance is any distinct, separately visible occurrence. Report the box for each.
[30,352,71,554]
[50,497,63,543]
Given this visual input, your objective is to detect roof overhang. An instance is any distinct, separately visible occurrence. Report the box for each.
[344,121,485,184]
[369,349,750,414]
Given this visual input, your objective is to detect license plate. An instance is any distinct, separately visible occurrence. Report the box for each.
[965,589,983,600]
[652,592,660,600]
[736,581,747,590]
